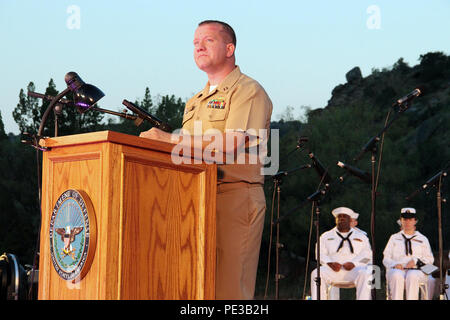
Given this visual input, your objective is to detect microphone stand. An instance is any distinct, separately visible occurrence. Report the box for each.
[263,136,309,300]
[37,88,71,138]
[21,90,71,299]
[436,175,446,300]
[347,128,380,301]
[264,164,311,300]
[407,169,448,300]
[351,101,415,300]
[308,188,328,300]
[274,172,331,300]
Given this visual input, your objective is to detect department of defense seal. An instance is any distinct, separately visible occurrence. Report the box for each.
[49,189,96,282]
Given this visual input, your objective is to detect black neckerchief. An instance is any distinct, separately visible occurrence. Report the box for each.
[401,233,416,256]
[336,231,354,254]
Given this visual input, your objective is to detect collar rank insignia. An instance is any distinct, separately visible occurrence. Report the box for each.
[207,98,226,109]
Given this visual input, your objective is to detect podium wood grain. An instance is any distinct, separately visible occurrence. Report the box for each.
[38,131,216,299]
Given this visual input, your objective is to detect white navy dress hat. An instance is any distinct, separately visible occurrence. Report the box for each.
[332,207,359,219]
[400,207,417,219]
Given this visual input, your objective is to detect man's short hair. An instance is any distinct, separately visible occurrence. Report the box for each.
[198,20,236,46]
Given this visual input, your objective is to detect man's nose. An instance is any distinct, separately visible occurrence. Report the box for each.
[195,41,205,51]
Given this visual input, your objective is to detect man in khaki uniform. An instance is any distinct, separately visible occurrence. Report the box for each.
[140,20,273,299]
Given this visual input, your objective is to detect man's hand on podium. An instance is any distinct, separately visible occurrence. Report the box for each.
[140,127,175,143]
[139,128,251,164]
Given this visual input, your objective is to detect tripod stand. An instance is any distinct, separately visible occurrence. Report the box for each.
[407,169,448,300]
[308,189,327,300]
[263,136,312,300]
[264,164,311,300]
[267,162,330,300]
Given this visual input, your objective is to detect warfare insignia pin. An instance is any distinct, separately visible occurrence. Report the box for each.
[49,189,97,282]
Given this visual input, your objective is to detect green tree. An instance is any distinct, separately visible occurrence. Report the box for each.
[108,86,156,135]
[140,87,154,113]
[0,135,39,264]
[0,111,7,140]
[154,94,184,130]
[12,82,40,134]
[105,88,185,136]
[12,79,105,137]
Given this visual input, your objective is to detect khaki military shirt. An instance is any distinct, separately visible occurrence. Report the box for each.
[182,66,273,184]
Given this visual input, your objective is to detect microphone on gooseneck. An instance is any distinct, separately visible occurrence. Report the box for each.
[122,99,172,132]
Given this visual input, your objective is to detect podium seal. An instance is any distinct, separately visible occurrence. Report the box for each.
[49,189,97,282]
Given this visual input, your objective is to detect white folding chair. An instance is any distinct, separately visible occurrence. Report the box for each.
[326,281,356,300]
[385,279,428,300]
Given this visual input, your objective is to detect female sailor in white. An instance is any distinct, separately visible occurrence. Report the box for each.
[383,208,434,300]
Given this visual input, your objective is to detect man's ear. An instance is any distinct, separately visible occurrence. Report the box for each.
[226,43,235,57]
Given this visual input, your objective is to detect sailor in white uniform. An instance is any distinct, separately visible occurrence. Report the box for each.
[383,208,434,300]
[350,212,368,236]
[329,211,369,299]
[311,207,373,300]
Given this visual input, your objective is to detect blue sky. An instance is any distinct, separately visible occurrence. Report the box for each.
[1,0,449,134]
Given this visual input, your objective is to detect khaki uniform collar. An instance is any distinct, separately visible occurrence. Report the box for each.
[196,66,242,99]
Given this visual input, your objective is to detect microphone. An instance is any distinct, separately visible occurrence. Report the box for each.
[337,161,371,184]
[309,152,332,186]
[122,99,172,133]
[406,170,447,200]
[393,87,424,107]
[423,170,447,190]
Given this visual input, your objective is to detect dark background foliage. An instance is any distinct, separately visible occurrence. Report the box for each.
[1,52,448,299]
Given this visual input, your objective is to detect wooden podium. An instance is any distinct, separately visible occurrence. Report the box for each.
[37,131,217,300]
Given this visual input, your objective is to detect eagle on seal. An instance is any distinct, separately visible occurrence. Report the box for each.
[55,226,83,259]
